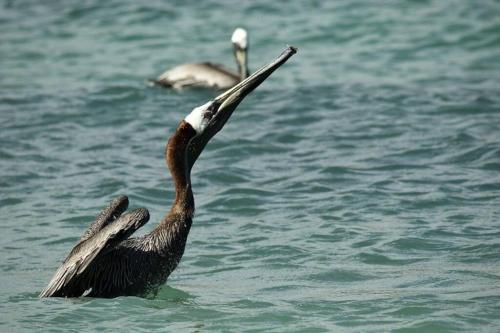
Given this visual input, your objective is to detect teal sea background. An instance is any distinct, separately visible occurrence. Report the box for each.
[1,0,500,331]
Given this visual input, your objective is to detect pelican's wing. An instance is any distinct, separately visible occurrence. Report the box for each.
[79,195,129,243]
[154,73,212,90]
[153,63,239,90]
[62,195,129,263]
[39,208,150,298]
[170,76,212,90]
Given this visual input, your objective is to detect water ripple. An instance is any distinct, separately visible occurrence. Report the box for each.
[1,0,500,331]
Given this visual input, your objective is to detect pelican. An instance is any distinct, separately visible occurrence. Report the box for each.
[39,46,297,298]
[151,28,249,90]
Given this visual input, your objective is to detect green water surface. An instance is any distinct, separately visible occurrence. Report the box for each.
[1,0,500,332]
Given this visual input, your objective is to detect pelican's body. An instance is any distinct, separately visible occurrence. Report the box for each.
[153,28,249,90]
[156,63,240,90]
[40,46,297,298]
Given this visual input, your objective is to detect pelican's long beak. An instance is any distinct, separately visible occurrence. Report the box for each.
[185,46,297,169]
[214,46,297,119]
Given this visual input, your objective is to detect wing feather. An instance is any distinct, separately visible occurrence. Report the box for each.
[79,195,129,242]
[39,208,149,298]
[154,63,239,90]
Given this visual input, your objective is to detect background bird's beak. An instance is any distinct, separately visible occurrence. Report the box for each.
[211,46,297,129]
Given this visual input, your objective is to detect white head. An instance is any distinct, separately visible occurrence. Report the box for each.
[184,101,215,134]
[231,28,248,49]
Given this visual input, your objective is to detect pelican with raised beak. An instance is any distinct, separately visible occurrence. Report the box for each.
[40,46,297,298]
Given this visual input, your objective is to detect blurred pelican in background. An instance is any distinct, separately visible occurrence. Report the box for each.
[151,28,249,90]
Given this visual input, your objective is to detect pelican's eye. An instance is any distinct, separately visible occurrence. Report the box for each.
[185,101,214,134]
[203,103,218,121]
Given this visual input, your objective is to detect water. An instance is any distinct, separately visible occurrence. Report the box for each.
[1,0,500,331]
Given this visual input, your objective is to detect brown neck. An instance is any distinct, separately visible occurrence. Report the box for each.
[164,121,197,219]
